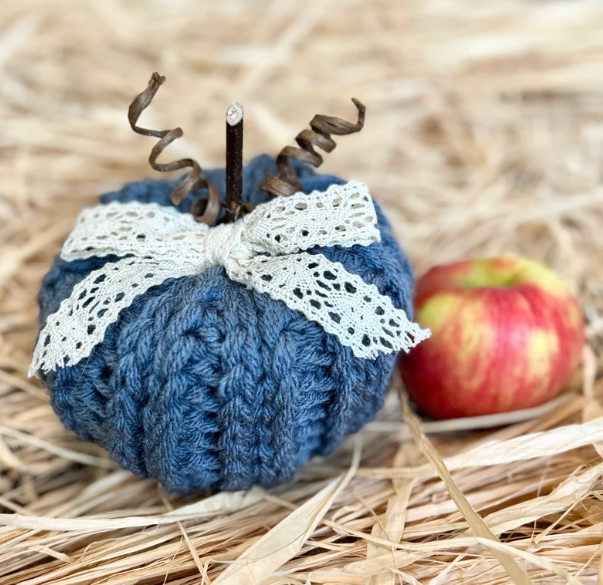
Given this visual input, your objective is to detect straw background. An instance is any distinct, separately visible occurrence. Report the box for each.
[2,0,603,583]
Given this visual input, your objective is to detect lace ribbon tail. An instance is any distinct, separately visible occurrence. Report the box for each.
[228,252,430,359]
[29,257,198,376]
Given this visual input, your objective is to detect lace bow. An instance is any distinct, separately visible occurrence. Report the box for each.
[30,181,429,375]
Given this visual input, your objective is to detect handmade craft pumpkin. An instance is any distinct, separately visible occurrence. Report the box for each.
[30,74,428,493]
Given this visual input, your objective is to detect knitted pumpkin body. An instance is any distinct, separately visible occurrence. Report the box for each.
[36,155,415,493]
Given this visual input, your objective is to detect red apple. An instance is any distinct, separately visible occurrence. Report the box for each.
[400,256,585,419]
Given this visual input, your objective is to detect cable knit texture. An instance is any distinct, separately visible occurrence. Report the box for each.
[37,155,415,493]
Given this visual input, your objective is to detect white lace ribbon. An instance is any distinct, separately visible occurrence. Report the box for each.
[30,181,430,375]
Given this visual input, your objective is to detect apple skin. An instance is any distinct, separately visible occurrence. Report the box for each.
[400,256,585,419]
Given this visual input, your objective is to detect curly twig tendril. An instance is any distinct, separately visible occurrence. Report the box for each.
[260,99,366,197]
[128,72,221,224]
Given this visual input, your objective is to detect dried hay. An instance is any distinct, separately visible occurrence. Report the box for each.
[1,0,603,583]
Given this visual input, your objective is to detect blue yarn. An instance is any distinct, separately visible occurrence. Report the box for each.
[37,155,415,493]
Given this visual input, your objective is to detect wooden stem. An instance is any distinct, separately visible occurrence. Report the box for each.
[226,102,244,222]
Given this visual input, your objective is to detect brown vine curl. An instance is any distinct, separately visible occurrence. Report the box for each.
[128,72,221,224]
[260,99,366,197]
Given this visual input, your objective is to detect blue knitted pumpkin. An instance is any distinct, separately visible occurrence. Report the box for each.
[35,154,415,493]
